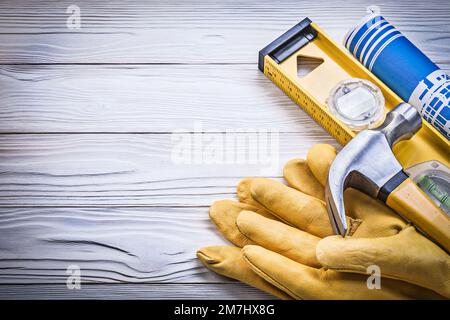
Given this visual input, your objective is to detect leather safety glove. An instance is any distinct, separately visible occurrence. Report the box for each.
[197,144,449,299]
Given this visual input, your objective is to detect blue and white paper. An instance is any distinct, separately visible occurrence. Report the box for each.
[344,14,450,140]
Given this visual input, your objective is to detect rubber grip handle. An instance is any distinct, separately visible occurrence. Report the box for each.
[387,178,450,253]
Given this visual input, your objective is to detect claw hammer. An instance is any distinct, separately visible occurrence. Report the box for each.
[325,103,450,252]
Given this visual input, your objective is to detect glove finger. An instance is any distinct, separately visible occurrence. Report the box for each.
[237,177,333,237]
[242,244,321,299]
[209,200,254,247]
[283,158,324,200]
[306,144,336,186]
[242,245,443,300]
[196,245,292,299]
[344,188,407,238]
[237,210,321,267]
[209,200,279,247]
[316,226,450,298]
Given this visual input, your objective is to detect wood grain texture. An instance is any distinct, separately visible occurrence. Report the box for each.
[0,284,273,300]
[0,207,231,284]
[1,64,448,133]
[0,0,448,64]
[0,64,323,133]
[0,134,337,206]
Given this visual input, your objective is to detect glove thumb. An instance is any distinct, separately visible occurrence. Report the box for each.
[316,226,450,298]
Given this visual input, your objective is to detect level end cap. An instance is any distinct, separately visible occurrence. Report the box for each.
[258,17,313,72]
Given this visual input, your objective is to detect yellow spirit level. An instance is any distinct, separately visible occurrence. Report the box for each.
[258,18,450,170]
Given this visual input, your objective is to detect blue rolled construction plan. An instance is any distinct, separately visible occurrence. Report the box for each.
[344,14,450,140]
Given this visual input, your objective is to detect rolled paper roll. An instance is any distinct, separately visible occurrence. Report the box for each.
[344,14,450,140]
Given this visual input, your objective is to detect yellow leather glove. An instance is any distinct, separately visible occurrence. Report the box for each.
[197,144,449,299]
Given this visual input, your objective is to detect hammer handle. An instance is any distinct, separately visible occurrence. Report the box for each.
[387,178,450,253]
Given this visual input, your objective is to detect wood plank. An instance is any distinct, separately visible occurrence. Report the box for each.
[2,64,448,133]
[0,133,337,206]
[0,207,234,284]
[0,283,273,299]
[0,64,321,133]
[0,0,448,64]
[0,131,337,287]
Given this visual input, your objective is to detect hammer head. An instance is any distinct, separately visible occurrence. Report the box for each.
[325,103,422,235]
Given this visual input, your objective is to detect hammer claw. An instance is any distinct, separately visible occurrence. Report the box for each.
[325,178,347,236]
